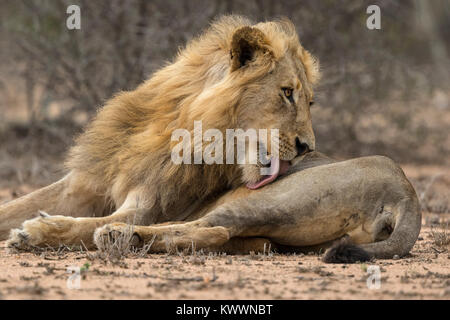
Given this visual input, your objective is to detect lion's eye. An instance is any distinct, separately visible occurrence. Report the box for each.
[282,88,292,98]
[309,101,315,107]
[282,88,294,103]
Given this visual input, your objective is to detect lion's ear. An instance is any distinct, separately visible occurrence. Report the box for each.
[230,26,269,72]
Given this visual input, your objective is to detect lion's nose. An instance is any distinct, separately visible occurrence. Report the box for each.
[295,137,311,156]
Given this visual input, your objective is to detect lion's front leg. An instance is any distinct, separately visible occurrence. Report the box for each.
[7,213,99,250]
[7,189,153,250]
[7,210,146,250]
[94,221,231,253]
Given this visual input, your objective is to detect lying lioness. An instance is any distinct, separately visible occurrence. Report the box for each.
[95,151,421,263]
[6,152,421,263]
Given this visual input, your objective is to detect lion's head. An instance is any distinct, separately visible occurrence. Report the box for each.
[171,16,321,189]
[220,18,320,188]
[70,15,321,200]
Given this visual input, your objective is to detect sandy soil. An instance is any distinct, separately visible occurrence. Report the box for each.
[0,165,448,300]
[0,221,448,300]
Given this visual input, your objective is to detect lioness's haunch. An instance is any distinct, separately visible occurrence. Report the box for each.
[0,16,421,262]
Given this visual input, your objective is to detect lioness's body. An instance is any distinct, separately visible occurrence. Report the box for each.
[189,152,422,260]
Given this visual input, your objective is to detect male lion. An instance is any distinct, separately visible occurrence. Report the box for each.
[0,16,421,262]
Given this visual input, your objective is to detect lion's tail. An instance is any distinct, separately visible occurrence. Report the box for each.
[323,196,422,263]
[0,175,69,240]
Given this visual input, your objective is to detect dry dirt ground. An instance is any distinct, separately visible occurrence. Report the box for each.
[0,165,448,300]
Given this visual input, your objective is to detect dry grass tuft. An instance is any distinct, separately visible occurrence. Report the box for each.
[94,224,135,261]
[430,223,450,247]
[89,225,156,264]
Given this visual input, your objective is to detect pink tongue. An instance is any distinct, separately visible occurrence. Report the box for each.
[246,157,290,190]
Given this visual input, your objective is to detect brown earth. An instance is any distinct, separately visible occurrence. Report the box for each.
[0,165,448,300]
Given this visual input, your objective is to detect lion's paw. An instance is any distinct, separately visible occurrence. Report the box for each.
[7,228,33,250]
[7,213,77,250]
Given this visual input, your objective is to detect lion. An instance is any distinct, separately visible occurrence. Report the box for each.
[0,15,421,262]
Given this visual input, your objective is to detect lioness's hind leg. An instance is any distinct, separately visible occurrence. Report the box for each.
[215,237,278,255]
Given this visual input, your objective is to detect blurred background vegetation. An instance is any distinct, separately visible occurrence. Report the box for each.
[0,0,449,188]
